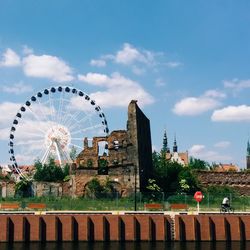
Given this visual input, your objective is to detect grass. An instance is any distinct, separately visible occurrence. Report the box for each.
[0,194,249,211]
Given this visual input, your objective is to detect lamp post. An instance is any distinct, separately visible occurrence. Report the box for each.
[134,165,137,211]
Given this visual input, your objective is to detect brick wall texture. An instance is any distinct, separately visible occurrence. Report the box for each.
[0,214,250,242]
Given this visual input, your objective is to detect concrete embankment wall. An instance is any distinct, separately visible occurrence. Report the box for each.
[0,214,249,242]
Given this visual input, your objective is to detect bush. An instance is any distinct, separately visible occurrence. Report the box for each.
[33,158,69,182]
[15,179,32,197]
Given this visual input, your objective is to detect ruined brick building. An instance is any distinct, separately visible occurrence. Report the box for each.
[68,100,153,197]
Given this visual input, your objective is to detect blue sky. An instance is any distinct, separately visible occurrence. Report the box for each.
[1,0,250,167]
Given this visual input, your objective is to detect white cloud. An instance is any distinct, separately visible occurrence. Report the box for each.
[212,105,250,122]
[22,45,34,55]
[173,97,221,116]
[90,59,106,67]
[132,66,145,75]
[214,141,231,148]
[93,43,157,68]
[78,72,109,86]
[173,89,226,116]
[155,78,166,87]
[22,54,74,82]
[114,43,153,65]
[2,82,33,94]
[189,144,233,163]
[204,89,226,98]
[78,72,154,108]
[0,127,11,140]
[0,48,21,67]
[68,96,93,112]
[0,102,21,125]
[223,79,250,91]
[165,62,182,68]
[189,144,206,154]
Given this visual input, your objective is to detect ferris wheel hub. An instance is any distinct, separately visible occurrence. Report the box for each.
[45,124,71,150]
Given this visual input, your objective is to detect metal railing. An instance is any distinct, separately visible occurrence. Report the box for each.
[0,192,249,212]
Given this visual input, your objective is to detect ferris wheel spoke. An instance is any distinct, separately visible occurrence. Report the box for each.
[26,107,50,135]
[57,91,66,124]
[60,109,73,127]
[36,98,52,124]
[67,112,95,132]
[71,123,104,136]
[15,139,44,146]
[48,92,56,123]
[69,142,83,150]
[63,109,83,128]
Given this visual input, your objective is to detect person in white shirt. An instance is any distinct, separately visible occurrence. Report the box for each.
[222,197,230,208]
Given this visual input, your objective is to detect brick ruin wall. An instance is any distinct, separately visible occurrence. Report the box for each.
[72,100,153,197]
[197,171,250,195]
[0,181,15,198]
[30,171,250,198]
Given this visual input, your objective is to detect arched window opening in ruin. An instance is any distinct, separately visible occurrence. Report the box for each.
[98,141,108,156]
[88,138,93,147]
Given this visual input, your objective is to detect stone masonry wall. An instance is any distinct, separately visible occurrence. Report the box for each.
[74,100,153,196]
[197,171,250,195]
[0,181,15,198]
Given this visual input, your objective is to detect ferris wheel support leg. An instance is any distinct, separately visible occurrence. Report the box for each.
[41,143,52,164]
[54,141,62,165]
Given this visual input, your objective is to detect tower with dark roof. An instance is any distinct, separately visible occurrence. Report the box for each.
[173,134,178,153]
[162,130,170,153]
[247,140,250,169]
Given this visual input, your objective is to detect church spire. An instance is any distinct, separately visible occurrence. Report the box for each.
[173,134,178,153]
[247,140,250,156]
[162,130,170,153]
[162,130,167,152]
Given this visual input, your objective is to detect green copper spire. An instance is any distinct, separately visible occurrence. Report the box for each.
[162,130,167,152]
[247,140,250,156]
[173,134,178,153]
[162,130,170,153]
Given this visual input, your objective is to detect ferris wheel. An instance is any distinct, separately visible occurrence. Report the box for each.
[9,85,109,178]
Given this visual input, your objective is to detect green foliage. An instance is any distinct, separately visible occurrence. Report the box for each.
[146,179,161,192]
[98,158,108,174]
[152,151,201,194]
[63,164,70,176]
[85,177,117,198]
[86,178,104,197]
[15,179,32,197]
[188,157,210,170]
[179,179,190,193]
[205,185,238,196]
[0,173,11,181]
[87,159,93,168]
[33,158,69,182]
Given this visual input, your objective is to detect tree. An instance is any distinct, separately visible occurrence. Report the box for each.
[85,178,104,198]
[152,151,183,193]
[188,157,210,170]
[33,158,68,182]
[15,179,32,197]
[152,151,201,195]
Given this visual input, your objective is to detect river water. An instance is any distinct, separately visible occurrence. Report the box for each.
[0,242,249,250]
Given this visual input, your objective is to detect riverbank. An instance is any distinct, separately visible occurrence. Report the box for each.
[0,213,249,242]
